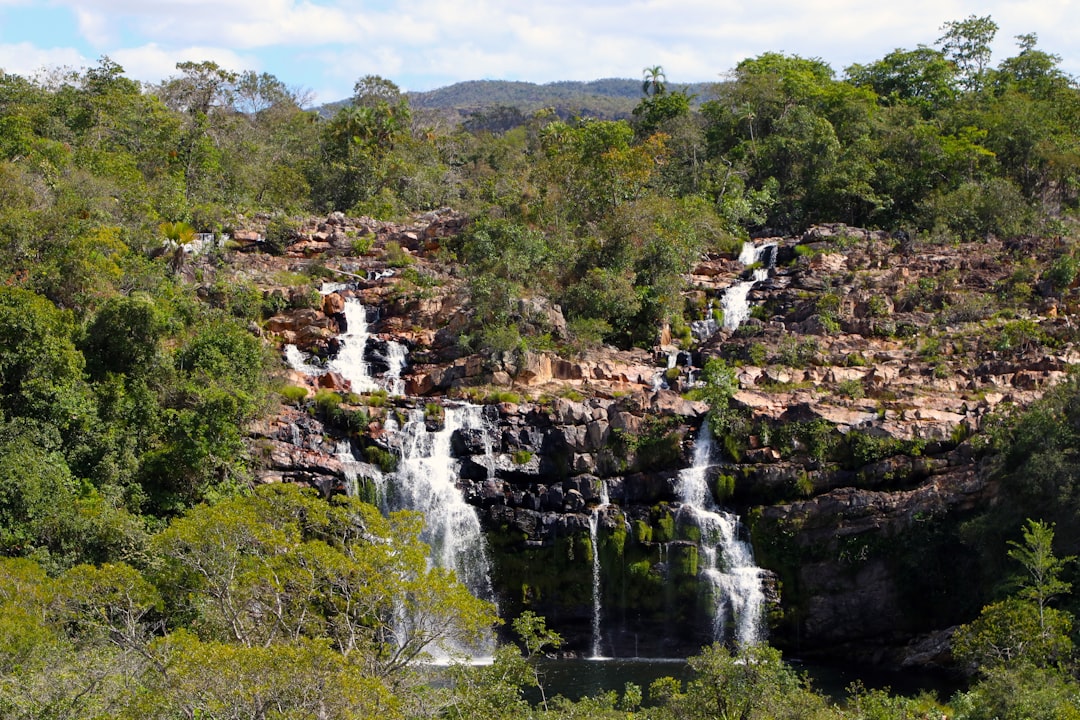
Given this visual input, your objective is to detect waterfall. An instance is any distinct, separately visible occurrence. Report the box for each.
[588,480,612,659]
[327,297,378,393]
[675,426,765,646]
[691,300,720,342]
[652,350,679,392]
[283,344,323,375]
[283,283,408,395]
[587,510,605,659]
[720,241,776,331]
[385,404,498,613]
[382,341,408,396]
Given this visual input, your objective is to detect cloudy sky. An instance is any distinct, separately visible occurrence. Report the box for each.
[1,0,1076,105]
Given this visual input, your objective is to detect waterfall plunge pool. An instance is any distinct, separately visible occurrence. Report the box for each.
[512,656,959,705]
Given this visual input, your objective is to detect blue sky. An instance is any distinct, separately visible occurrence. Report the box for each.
[1,0,1077,105]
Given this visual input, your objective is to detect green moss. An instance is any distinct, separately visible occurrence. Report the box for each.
[363,445,398,473]
[652,507,674,543]
[604,514,627,559]
[669,544,699,577]
[714,474,736,503]
[278,385,308,405]
[633,519,653,544]
[678,522,702,544]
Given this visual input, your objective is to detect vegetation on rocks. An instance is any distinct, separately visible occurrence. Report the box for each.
[1,12,1080,719]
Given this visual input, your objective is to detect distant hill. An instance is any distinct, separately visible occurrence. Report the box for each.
[318,78,717,124]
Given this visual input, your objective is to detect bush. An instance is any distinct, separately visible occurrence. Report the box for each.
[920,178,1031,241]
[264,215,299,256]
[279,385,309,405]
[350,232,374,255]
[364,445,398,473]
[384,241,415,268]
[836,378,864,399]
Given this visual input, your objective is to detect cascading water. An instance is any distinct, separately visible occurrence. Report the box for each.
[588,481,611,659]
[720,241,776,331]
[382,341,408,396]
[327,296,378,393]
[286,283,407,395]
[675,426,765,646]
[652,350,679,392]
[385,405,498,618]
[283,344,323,375]
[312,288,495,657]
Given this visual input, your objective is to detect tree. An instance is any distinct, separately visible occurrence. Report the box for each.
[1006,519,1074,629]
[150,484,498,675]
[952,519,1075,673]
[511,611,562,711]
[651,643,824,720]
[158,60,238,117]
[353,74,404,108]
[0,286,92,435]
[952,597,1072,671]
[846,46,957,111]
[82,295,167,380]
[642,65,667,97]
[937,14,998,92]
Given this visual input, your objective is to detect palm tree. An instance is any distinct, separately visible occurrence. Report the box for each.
[642,65,667,97]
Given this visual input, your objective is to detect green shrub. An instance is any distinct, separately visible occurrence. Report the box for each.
[313,389,341,412]
[512,449,533,465]
[747,342,768,366]
[364,445,398,473]
[836,378,865,400]
[351,233,375,255]
[264,215,299,256]
[488,390,523,404]
[1046,253,1078,295]
[364,389,389,408]
[384,241,415,268]
[279,385,309,405]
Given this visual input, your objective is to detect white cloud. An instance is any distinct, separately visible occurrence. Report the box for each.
[6,0,1080,97]
[110,44,259,85]
[0,43,89,76]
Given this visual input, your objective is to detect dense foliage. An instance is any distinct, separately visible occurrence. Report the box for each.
[1,13,1080,719]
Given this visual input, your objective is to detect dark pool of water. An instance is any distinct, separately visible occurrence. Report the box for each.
[524,657,692,703]
[524,656,961,705]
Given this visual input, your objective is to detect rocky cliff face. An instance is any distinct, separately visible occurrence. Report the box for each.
[232,212,1076,666]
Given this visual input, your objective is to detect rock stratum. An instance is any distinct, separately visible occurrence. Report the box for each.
[229,210,1076,667]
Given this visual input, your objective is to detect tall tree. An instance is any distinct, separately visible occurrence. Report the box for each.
[642,65,667,97]
[937,14,998,92]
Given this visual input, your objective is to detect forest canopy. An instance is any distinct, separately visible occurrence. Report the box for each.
[1,13,1080,719]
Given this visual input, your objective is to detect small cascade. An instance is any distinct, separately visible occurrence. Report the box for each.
[382,341,408,396]
[675,427,765,646]
[334,439,385,503]
[328,297,378,393]
[652,350,679,392]
[720,241,777,331]
[587,479,612,660]
[283,344,323,375]
[691,300,720,342]
[385,404,498,616]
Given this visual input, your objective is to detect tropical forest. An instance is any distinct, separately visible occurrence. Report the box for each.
[2,12,1080,719]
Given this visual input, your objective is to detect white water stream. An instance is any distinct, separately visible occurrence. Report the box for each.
[588,481,611,659]
[283,283,409,395]
[382,341,408,396]
[327,296,378,393]
[720,241,776,331]
[675,427,765,646]
[385,405,497,605]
